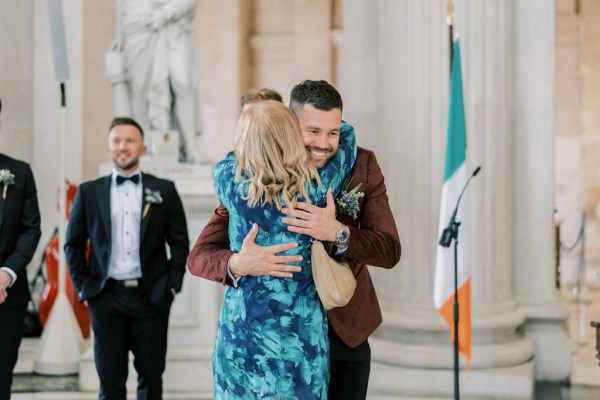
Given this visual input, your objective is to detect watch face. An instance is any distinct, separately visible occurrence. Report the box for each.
[336,227,349,243]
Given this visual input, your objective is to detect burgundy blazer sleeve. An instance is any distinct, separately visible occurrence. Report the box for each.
[340,149,401,268]
[187,203,235,286]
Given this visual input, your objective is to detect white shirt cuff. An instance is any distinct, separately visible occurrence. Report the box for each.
[1,267,17,287]
[227,257,241,288]
[334,246,348,256]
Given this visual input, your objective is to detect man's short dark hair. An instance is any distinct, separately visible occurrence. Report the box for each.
[289,80,343,115]
[109,116,144,137]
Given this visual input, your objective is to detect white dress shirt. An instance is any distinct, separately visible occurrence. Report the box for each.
[108,169,143,280]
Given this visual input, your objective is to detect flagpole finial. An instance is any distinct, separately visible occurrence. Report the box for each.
[447,0,454,26]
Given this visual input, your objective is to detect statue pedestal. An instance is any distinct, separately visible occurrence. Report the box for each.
[79,162,222,395]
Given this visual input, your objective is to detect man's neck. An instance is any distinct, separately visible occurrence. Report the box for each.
[114,167,141,177]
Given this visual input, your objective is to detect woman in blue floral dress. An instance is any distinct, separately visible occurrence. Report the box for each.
[212,100,356,399]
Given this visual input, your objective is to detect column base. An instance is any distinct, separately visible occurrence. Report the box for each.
[520,302,571,380]
[368,360,535,399]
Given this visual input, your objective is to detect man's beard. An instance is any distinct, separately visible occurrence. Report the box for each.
[113,156,139,172]
[306,146,334,168]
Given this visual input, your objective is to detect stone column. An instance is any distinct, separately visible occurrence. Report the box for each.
[82,0,115,181]
[341,1,538,398]
[196,0,244,163]
[340,0,379,151]
[511,0,570,381]
[289,0,333,83]
[247,0,333,102]
[0,1,34,161]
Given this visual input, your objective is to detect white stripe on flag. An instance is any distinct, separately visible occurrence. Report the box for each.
[434,161,470,309]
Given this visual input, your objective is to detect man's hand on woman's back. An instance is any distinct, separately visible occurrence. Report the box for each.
[229,223,303,278]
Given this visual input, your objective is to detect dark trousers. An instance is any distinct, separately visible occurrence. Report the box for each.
[0,304,27,400]
[328,326,371,400]
[87,281,170,400]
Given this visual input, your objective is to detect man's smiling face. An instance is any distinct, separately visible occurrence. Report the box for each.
[296,104,342,169]
[108,124,147,174]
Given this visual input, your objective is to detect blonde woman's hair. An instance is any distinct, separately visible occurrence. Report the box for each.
[234,100,320,209]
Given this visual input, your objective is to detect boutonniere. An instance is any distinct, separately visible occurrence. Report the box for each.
[0,169,15,199]
[335,176,364,220]
[143,188,163,218]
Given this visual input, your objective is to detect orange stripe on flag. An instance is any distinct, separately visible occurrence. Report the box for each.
[438,278,471,371]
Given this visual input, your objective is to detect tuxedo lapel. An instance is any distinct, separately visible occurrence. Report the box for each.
[0,189,5,232]
[0,155,9,232]
[140,173,158,244]
[95,176,112,239]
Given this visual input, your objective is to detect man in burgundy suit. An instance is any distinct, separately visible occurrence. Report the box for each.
[188,80,400,400]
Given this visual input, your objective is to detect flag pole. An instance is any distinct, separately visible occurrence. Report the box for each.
[448,0,454,70]
[452,227,460,400]
[446,2,459,399]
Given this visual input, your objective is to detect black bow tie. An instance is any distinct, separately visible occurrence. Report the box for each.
[116,174,140,185]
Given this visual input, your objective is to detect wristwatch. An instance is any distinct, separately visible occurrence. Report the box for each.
[334,224,350,248]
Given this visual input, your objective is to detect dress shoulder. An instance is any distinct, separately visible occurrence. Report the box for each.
[214,151,238,210]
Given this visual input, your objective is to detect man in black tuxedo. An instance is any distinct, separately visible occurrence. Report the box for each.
[65,117,189,400]
[0,99,42,400]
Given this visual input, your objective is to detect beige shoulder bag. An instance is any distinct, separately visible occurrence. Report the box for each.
[311,240,357,310]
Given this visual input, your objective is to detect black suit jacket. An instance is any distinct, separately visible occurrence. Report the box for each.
[64,172,189,311]
[0,153,42,308]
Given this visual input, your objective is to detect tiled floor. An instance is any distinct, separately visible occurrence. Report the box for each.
[11,285,600,400]
[11,338,210,400]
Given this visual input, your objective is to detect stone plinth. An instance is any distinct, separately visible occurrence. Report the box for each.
[367,361,534,400]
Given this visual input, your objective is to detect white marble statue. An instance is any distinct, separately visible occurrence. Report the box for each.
[106,0,202,163]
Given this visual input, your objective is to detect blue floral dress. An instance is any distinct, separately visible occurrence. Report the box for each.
[212,122,357,399]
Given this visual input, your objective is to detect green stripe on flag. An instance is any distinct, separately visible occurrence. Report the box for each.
[444,40,466,182]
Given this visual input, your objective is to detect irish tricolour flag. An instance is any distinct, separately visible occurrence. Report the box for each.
[434,38,471,370]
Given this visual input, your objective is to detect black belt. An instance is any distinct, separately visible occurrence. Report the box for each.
[108,278,143,288]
